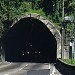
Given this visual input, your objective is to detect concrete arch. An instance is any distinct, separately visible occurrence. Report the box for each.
[11,13,61,58]
[1,13,61,62]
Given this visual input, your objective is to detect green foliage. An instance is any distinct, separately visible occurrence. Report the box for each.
[0,0,74,22]
[10,2,32,20]
[0,0,75,34]
[69,2,75,7]
[0,20,3,38]
[69,2,75,16]
[0,0,7,21]
[31,0,42,10]
[41,0,54,15]
[62,59,75,65]
[65,1,75,16]
[20,2,32,11]
[0,1,33,21]
[29,9,45,16]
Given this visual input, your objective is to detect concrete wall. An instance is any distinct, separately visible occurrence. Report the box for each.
[55,59,75,75]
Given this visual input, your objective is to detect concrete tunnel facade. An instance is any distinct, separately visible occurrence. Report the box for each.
[1,13,61,63]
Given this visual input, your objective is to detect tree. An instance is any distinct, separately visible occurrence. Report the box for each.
[41,0,54,15]
[69,2,75,16]
[53,0,60,22]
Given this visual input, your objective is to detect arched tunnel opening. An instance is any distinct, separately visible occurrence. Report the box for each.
[2,17,57,63]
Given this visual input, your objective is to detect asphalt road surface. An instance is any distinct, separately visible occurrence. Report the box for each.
[0,62,62,75]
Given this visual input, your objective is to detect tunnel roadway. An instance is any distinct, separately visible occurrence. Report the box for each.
[0,62,62,75]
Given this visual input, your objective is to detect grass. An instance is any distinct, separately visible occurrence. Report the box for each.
[29,9,45,16]
[62,59,75,65]
[20,9,46,17]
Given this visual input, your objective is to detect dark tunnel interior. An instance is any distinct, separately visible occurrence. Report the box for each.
[2,17,57,63]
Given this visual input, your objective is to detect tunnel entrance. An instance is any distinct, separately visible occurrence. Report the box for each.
[2,17,57,63]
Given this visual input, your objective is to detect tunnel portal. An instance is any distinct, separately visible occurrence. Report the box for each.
[2,17,57,63]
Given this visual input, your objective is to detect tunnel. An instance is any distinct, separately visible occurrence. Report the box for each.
[2,17,57,63]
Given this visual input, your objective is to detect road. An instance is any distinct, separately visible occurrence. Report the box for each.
[0,62,62,75]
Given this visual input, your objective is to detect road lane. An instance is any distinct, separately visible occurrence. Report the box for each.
[0,62,62,75]
[0,63,26,75]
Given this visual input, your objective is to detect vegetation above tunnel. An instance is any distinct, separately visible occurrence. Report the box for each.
[0,0,75,34]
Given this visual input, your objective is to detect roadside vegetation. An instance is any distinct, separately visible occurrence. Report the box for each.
[62,59,75,65]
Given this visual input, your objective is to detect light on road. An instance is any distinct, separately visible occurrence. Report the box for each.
[27,52,30,54]
[39,51,41,53]
[23,54,25,56]
[4,74,9,75]
[35,51,37,53]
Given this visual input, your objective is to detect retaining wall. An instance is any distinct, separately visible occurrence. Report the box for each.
[55,59,75,75]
